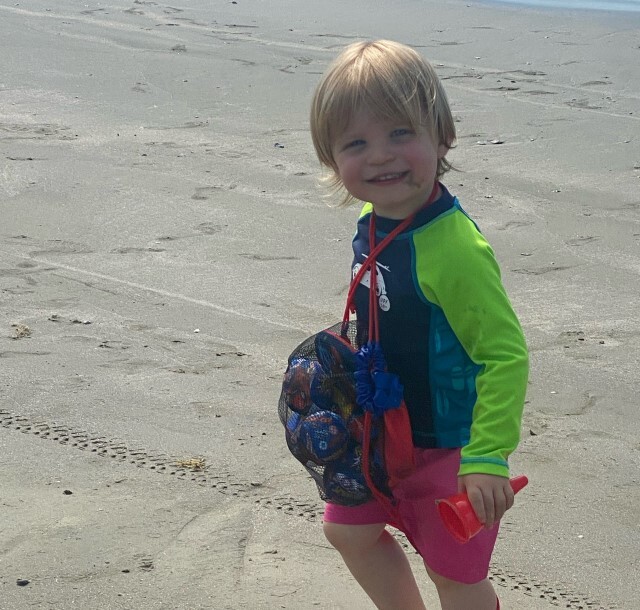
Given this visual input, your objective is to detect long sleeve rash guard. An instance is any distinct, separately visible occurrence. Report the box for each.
[351,185,529,478]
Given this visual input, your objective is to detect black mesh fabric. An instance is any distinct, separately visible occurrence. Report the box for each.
[279,321,390,506]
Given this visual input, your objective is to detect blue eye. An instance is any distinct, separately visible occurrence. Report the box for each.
[391,128,412,137]
[344,139,365,149]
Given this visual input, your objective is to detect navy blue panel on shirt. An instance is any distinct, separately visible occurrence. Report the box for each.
[351,188,457,448]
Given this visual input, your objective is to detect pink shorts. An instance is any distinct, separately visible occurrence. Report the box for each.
[323,448,499,584]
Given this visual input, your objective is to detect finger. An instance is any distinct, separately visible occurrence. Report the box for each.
[493,487,507,524]
[467,488,487,525]
[482,487,496,528]
[505,483,515,512]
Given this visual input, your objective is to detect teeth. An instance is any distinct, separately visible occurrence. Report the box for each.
[373,173,402,181]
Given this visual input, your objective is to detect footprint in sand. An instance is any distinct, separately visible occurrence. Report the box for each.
[0,123,77,141]
[238,253,299,262]
[146,121,207,131]
[0,350,51,357]
[484,85,520,91]
[565,235,599,246]
[503,69,546,77]
[211,148,250,159]
[195,222,226,235]
[495,220,534,231]
[29,240,94,256]
[511,264,573,275]
[110,246,166,254]
[231,59,257,67]
[80,7,108,15]
[155,223,227,242]
[566,98,603,110]
[6,156,46,161]
[191,185,236,200]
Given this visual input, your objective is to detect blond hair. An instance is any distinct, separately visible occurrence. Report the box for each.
[310,40,456,205]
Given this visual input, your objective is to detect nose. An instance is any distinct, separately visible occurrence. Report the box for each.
[367,141,394,165]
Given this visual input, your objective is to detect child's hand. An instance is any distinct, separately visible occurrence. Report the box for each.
[457,474,514,530]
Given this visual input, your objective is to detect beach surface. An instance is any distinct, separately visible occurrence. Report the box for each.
[1,0,639,608]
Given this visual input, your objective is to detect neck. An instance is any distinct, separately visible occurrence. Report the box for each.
[373,182,441,220]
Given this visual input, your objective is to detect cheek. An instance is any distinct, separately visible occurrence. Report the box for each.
[409,147,438,174]
[336,158,360,185]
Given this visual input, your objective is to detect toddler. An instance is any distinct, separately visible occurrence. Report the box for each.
[309,40,529,610]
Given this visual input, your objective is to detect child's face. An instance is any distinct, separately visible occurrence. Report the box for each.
[332,109,448,219]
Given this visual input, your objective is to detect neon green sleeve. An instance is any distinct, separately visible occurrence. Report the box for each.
[414,210,529,478]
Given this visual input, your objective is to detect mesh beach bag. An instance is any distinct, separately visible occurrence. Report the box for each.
[279,319,386,506]
[279,185,440,509]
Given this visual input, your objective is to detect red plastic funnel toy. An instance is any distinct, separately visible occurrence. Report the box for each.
[436,475,528,544]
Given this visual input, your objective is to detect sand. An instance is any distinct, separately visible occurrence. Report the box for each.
[0,0,639,608]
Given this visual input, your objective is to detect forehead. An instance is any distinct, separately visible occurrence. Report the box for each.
[344,109,403,131]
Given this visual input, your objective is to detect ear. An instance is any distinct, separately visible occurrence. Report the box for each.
[437,143,449,159]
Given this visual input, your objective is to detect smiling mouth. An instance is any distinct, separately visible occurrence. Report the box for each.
[367,171,409,184]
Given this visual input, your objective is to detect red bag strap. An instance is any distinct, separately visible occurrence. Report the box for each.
[343,182,440,329]
[343,219,411,322]
[356,185,441,531]
[368,218,380,341]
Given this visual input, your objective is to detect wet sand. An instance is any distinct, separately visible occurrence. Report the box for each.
[1,0,639,608]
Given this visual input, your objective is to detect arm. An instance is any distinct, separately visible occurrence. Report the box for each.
[416,208,529,525]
